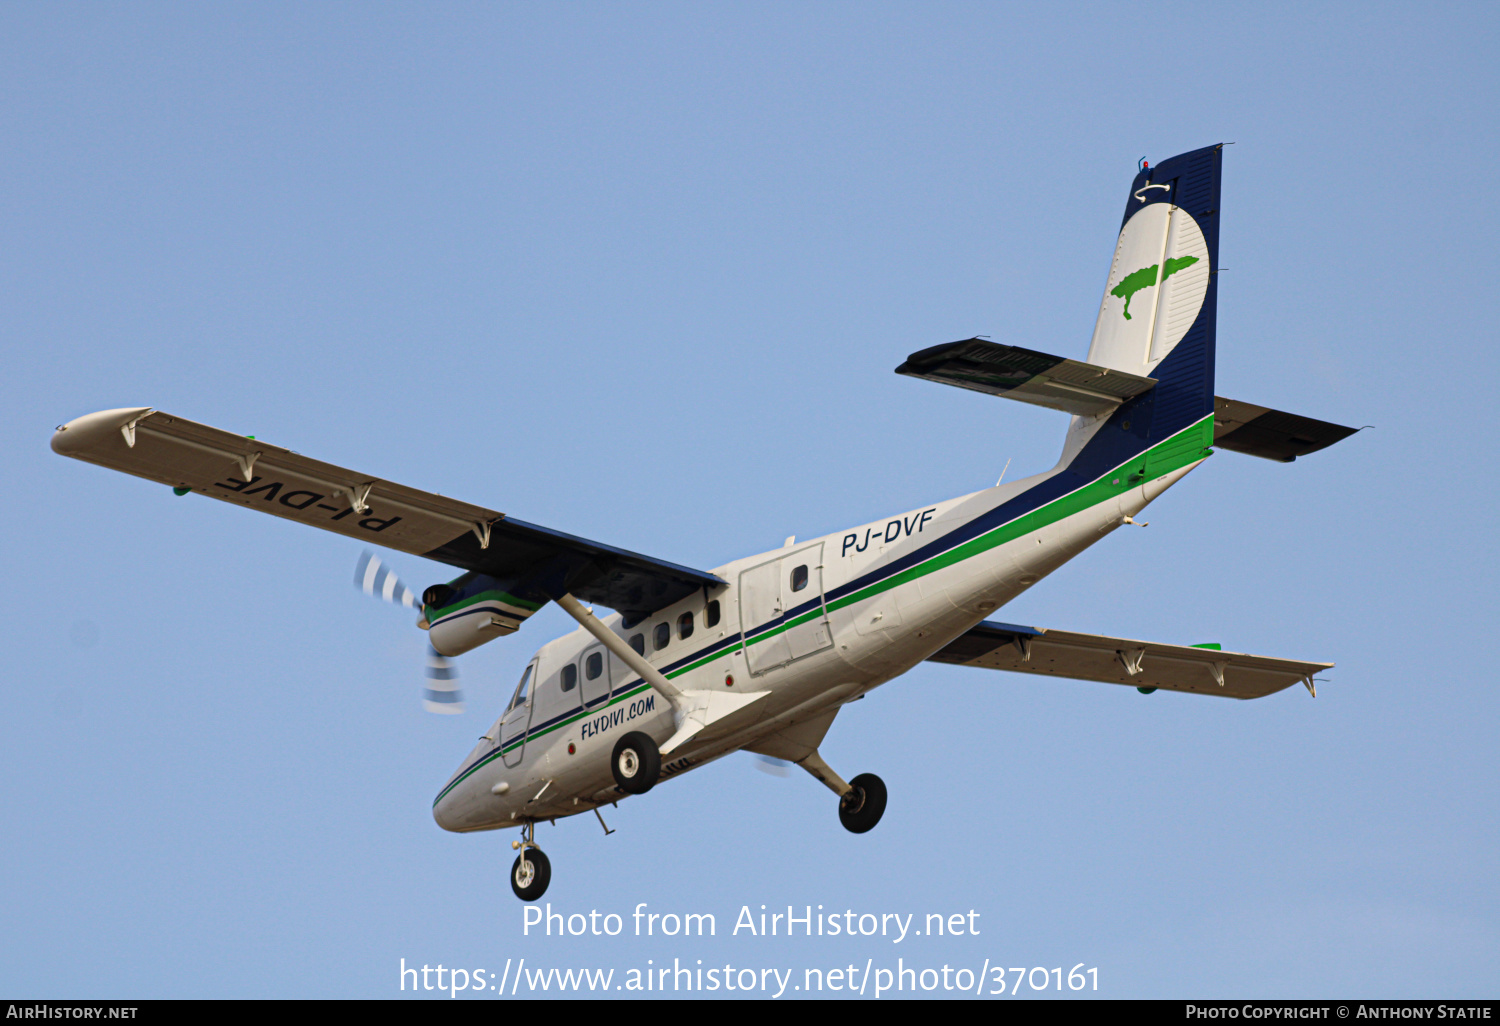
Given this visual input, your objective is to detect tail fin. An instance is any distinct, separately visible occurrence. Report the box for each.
[1065,144,1223,477]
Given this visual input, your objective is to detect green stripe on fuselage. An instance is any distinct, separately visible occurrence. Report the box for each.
[742,416,1213,649]
[432,680,659,806]
[434,416,1213,807]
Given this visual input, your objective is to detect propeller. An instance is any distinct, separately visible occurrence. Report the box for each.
[422,643,463,715]
[354,551,464,714]
[753,754,791,777]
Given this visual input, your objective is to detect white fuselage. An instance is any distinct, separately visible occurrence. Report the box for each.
[431,454,1199,832]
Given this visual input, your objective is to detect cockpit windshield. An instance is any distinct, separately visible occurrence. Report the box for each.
[506,663,534,713]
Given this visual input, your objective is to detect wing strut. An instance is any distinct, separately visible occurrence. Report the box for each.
[552,592,768,755]
[554,592,684,707]
[796,750,852,797]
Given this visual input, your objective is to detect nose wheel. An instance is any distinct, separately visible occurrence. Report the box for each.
[510,821,551,901]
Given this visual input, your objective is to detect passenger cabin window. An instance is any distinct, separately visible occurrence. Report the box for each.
[705,600,721,628]
[791,564,809,591]
[678,611,694,640]
[653,622,670,651]
[629,633,645,656]
[560,663,577,692]
[586,652,604,680]
[507,664,534,713]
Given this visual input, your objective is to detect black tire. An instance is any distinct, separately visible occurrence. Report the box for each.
[838,772,887,834]
[611,731,662,794]
[510,847,551,901]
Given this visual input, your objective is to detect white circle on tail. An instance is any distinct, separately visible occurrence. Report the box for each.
[1088,202,1210,375]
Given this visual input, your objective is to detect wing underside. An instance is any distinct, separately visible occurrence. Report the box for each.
[929,620,1330,699]
[51,407,721,618]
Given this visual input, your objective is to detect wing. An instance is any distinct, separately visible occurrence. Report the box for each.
[51,407,722,618]
[928,620,1330,699]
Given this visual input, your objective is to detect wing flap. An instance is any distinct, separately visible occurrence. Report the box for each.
[928,620,1330,700]
[896,338,1157,417]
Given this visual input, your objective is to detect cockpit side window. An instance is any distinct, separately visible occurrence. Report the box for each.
[507,663,534,713]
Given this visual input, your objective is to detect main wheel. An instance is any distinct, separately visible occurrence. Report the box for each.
[611,731,662,794]
[838,772,887,834]
[511,847,551,901]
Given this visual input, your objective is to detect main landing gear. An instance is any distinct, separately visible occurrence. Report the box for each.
[837,773,888,834]
[795,750,887,834]
[510,821,551,901]
[611,731,662,795]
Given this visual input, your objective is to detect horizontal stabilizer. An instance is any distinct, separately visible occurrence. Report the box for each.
[1213,397,1357,462]
[896,338,1156,417]
[928,620,1330,700]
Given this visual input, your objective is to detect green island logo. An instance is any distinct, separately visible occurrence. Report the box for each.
[1110,255,1199,320]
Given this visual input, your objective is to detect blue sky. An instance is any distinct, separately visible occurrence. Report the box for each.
[2,1,1496,999]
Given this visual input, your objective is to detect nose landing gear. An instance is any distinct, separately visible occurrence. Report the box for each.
[510,821,551,901]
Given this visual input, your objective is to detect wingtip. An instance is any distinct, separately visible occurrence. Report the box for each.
[51,407,155,455]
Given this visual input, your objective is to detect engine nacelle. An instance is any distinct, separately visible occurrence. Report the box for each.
[422,572,545,657]
[428,607,521,657]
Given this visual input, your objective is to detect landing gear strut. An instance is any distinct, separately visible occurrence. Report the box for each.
[510,821,551,901]
[796,750,888,834]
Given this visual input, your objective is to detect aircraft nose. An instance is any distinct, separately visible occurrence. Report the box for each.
[433,760,513,833]
[431,788,463,833]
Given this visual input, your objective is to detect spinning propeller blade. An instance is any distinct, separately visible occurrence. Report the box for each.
[423,645,464,715]
[354,551,464,714]
[354,550,421,610]
[754,754,791,777]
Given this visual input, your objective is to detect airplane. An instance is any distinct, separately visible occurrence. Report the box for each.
[50,144,1356,902]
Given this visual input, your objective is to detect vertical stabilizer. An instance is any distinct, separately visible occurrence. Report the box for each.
[1063,145,1223,477]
